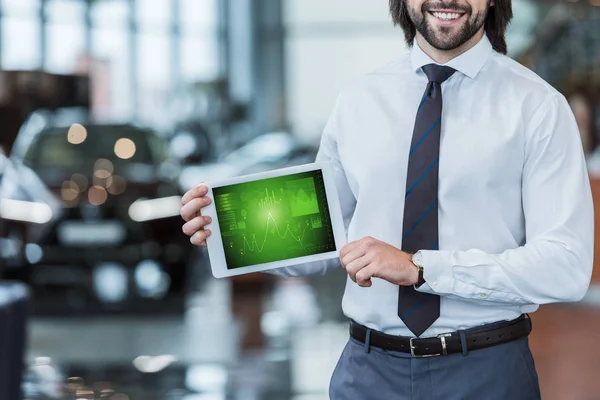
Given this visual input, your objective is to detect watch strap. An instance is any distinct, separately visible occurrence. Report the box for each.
[416,267,425,287]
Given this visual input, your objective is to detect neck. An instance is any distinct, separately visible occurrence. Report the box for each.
[416,28,485,64]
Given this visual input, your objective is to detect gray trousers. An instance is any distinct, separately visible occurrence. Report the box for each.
[330,335,541,400]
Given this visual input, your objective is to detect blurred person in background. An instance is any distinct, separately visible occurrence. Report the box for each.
[180,0,594,398]
[561,73,600,175]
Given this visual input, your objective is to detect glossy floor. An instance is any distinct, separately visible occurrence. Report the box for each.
[25,276,600,399]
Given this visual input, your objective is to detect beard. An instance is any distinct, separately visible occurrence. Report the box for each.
[407,0,489,51]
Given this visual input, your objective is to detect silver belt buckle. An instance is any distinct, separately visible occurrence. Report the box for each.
[410,333,451,358]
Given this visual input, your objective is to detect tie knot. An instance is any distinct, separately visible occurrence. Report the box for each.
[422,64,456,84]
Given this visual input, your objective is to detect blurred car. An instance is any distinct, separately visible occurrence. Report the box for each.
[1,120,195,315]
[0,151,64,273]
[177,131,319,191]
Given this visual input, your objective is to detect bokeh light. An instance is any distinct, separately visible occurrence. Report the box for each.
[93,176,108,188]
[65,377,85,393]
[88,186,108,206]
[107,175,127,195]
[95,169,112,179]
[99,388,115,398]
[71,173,89,192]
[94,159,114,175]
[114,138,136,159]
[61,180,80,201]
[93,159,114,188]
[76,387,95,399]
[67,123,87,144]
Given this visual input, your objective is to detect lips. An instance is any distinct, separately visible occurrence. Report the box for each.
[426,9,467,25]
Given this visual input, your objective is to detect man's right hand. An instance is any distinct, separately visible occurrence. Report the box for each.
[180,184,213,247]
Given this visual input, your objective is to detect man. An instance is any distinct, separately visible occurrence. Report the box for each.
[180,0,594,397]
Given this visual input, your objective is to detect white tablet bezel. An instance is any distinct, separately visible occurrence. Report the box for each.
[203,162,346,278]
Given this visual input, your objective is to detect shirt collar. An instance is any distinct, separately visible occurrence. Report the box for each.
[410,34,493,79]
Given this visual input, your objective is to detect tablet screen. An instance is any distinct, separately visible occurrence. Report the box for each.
[212,169,337,269]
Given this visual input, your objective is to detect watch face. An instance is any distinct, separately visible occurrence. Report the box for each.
[412,251,423,267]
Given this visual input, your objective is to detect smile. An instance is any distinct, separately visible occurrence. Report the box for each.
[433,12,461,20]
[428,10,466,22]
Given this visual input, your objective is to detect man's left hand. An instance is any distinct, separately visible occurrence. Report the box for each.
[340,236,418,287]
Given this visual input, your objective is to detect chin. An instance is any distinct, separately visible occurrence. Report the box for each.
[426,30,469,51]
[431,40,464,51]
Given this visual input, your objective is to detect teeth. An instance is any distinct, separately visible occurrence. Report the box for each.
[432,12,461,20]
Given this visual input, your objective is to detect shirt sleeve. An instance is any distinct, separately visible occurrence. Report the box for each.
[265,95,357,277]
[415,92,594,305]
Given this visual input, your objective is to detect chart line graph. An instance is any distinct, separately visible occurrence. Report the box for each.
[243,213,311,253]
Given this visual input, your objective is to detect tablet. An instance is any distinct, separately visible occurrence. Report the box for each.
[203,162,347,278]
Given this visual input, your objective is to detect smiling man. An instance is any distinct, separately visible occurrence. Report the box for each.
[180,0,593,398]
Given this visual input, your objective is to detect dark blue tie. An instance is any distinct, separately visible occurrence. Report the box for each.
[398,64,456,337]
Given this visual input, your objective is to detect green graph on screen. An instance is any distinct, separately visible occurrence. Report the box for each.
[212,170,337,269]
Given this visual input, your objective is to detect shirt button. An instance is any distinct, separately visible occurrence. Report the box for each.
[432,281,438,287]
[479,293,488,298]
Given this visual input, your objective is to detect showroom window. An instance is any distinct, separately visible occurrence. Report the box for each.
[135,0,172,127]
[179,0,220,83]
[91,0,132,120]
[0,0,222,127]
[0,0,42,70]
[45,0,86,74]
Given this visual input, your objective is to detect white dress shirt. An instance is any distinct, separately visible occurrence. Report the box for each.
[269,34,594,338]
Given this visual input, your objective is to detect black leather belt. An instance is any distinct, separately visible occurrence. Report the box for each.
[350,314,532,357]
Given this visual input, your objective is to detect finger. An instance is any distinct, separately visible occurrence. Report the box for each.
[339,239,363,260]
[340,236,377,260]
[182,185,208,206]
[180,197,212,222]
[356,265,376,287]
[182,215,213,237]
[341,245,367,268]
[345,256,370,283]
[191,229,211,245]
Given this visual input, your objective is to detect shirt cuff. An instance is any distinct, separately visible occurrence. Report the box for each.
[415,250,455,294]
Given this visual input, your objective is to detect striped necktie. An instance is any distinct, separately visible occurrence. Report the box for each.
[398,64,456,337]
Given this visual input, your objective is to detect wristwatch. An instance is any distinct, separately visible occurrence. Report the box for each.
[411,251,426,288]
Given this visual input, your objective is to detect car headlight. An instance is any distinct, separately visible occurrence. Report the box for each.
[0,198,53,224]
[128,196,182,222]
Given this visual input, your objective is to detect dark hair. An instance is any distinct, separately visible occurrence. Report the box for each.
[389,0,513,55]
